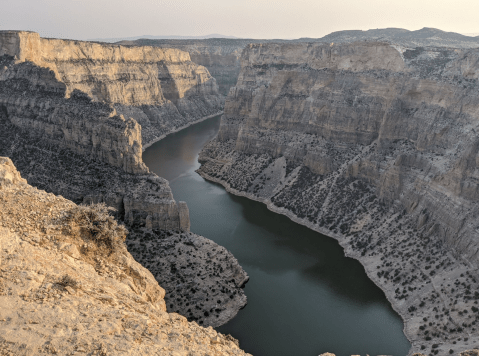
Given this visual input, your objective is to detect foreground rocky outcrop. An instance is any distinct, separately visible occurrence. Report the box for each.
[0,31,248,327]
[0,157,249,355]
[198,42,479,355]
[0,30,224,148]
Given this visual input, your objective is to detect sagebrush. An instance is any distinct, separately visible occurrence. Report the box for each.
[63,203,127,251]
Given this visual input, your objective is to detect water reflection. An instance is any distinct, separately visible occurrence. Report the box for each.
[143,116,410,356]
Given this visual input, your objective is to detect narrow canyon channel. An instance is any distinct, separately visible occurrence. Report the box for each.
[143,115,411,356]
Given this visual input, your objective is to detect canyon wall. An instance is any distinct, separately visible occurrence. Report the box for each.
[198,42,479,355]
[117,27,479,98]
[116,38,256,96]
[0,31,248,327]
[0,31,224,147]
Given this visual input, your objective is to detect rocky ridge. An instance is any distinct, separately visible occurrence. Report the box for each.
[0,157,249,355]
[0,31,248,327]
[307,27,479,49]
[198,41,479,355]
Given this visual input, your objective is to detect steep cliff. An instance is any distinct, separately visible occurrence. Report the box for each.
[116,38,256,96]
[0,31,224,147]
[0,157,249,355]
[0,31,248,327]
[198,42,479,355]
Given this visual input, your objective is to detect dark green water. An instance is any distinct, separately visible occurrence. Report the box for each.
[142,116,411,356]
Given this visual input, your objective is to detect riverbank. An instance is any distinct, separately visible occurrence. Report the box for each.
[142,112,224,152]
[143,115,410,356]
[195,169,471,356]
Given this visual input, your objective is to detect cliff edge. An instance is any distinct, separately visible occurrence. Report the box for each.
[0,157,249,355]
[0,31,248,328]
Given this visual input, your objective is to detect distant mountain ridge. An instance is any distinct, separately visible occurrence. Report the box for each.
[89,33,238,43]
[301,27,479,48]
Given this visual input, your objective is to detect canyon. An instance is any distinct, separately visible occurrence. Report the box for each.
[2,26,479,355]
[0,30,248,330]
[197,41,479,355]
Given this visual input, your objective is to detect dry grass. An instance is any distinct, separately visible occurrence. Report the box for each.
[62,203,127,254]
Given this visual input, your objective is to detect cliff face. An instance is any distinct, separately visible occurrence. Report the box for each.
[0,157,249,356]
[198,42,479,355]
[0,31,224,147]
[116,38,255,96]
[117,27,479,98]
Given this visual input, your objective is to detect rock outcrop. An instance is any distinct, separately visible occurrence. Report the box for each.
[0,157,249,355]
[198,42,479,355]
[0,30,224,148]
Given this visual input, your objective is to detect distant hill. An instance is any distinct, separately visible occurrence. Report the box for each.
[89,34,238,43]
[299,27,479,48]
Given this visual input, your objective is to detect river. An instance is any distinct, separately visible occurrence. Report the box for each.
[142,115,410,356]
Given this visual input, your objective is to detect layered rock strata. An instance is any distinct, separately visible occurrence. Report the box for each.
[0,157,249,356]
[0,30,224,147]
[116,38,257,96]
[198,42,479,355]
[0,32,248,326]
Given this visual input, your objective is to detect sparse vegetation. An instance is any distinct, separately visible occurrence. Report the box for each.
[62,203,127,252]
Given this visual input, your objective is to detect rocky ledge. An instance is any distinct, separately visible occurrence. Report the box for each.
[0,157,250,355]
[198,42,479,355]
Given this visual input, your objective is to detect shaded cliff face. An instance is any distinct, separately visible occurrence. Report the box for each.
[198,42,479,355]
[0,157,249,356]
[0,31,224,147]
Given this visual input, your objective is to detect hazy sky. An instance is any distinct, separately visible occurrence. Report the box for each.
[2,0,479,40]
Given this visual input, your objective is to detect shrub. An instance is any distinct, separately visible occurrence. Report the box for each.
[63,203,127,252]
[57,274,79,289]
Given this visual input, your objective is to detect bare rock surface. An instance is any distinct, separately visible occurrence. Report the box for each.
[198,41,479,355]
[0,158,249,355]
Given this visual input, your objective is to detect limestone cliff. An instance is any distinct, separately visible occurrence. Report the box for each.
[0,157,249,355]
[0,31,224,147]
[198,42,479,355]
